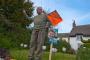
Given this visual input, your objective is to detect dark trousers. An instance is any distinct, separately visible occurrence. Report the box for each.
[29,29,46,60]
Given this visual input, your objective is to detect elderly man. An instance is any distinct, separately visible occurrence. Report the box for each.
[28,7,50,60]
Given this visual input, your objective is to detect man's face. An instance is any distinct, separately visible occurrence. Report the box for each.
[37,7,43,15]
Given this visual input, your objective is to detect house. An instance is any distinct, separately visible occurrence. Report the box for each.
[58,21,90,51]
[69,21,90,51]
[58,33,69,43]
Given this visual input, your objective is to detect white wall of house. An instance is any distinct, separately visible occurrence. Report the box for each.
[69,37,78,51]
[62,37,69,42]
[82,37,90,41]
[69,36,90,51]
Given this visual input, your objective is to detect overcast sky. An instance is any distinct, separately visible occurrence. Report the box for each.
[31,0,90,33]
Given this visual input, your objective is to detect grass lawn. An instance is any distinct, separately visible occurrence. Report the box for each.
[9,49,76,60]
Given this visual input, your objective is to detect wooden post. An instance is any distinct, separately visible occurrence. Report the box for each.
[49,43,53,60]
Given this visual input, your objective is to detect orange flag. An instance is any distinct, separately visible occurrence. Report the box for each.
[47,10,62,26]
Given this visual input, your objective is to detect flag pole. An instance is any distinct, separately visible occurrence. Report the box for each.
[49,43,53,60]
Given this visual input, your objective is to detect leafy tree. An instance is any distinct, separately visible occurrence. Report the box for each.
[0,0,34,49]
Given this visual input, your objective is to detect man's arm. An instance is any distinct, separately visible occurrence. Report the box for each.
[23,10,33,22]
[45,15,51,29]
[43,12,51,28]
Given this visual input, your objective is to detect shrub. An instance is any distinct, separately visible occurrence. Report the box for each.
[0,34,12,49]
[82,43,90,48]
[76,39,90,60]
[67,48,75,54]
[54,40,71,52]
[45,39,71,53]
[76,48,90,60]
[81,39,90,48]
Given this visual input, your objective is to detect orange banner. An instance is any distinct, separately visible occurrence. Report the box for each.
[47,10,62,26]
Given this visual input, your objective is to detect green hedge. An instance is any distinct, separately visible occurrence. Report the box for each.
[44,39,71,53]
[76,48,90,60]
[0,29,31,49]
[54,40,71,52]
[76,38,90,60]
[81,39,90,43]
[82,43,90,48]
[81,39,90,48]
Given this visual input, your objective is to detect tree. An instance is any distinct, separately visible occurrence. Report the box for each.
[0,0,34,49]
[0,0,33,27]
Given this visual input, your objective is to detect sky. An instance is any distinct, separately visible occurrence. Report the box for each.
[30,0,90,33]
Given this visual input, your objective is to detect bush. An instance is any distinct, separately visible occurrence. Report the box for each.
[54,40,71,52]
[81,39,90,43]
[67,48,75,54]
[0,34,12,49]
[81,39,90,48]
[0,29,31,49]
[76,38,90,60]
[82,43,90,48]
[45,39,71,53]
[76,48,90,60]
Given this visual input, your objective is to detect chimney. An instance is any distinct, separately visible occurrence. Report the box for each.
[73,20,76,28]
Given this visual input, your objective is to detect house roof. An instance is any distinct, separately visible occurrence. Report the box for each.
[70,24,90,37]
[58,33,69,37]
